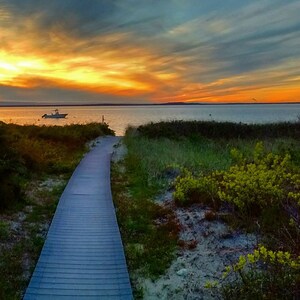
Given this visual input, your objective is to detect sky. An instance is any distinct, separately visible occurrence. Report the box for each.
[0,0,300,105]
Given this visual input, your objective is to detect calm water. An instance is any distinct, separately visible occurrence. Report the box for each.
[0,104,299,135]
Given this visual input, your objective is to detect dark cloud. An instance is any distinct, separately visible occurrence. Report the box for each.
[3,0,116,34]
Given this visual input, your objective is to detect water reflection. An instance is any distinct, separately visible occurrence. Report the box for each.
[0,104,299,135]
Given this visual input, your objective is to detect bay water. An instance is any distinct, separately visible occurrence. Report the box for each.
[0,104,299,135]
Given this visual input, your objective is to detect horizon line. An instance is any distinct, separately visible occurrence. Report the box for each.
[1,101,300,107]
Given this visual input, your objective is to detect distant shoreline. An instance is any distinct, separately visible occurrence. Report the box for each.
[1,102,300,107]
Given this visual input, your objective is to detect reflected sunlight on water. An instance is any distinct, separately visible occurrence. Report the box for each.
[0,104,299,135]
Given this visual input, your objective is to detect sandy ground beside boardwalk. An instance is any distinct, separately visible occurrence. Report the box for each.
[142,197,257,299]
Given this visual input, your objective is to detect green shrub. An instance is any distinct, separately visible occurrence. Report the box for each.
[221,245,300,299]
[174,143,300,214]
[173,170,219,207]
[217,143,299,213]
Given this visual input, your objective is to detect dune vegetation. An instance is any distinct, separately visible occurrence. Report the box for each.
[113,120,300,299]
[0,122,114,211]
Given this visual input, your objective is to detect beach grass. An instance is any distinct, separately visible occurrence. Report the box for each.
[111,151,179,298]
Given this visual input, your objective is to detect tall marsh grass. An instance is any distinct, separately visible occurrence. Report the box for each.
[125,134,232,183]
[138,120,300,140]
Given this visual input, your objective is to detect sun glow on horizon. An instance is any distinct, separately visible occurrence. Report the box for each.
[0,51,155,92]
[1,48,300,103]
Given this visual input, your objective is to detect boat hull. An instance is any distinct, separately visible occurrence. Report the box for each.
[42,114,68,119]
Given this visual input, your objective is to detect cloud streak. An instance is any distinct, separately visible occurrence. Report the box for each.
[0,0,299,104]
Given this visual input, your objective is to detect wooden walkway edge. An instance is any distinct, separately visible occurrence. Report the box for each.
[24,136,133,299]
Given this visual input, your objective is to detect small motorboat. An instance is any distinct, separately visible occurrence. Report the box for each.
[42,109,68,119]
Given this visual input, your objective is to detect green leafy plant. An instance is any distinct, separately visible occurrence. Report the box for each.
[221,245,300,299]
[174,142,300,215]
[173,169,219,207]
[217,142,299,214]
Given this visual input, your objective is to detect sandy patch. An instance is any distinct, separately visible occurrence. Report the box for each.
[0,176,66,272]
[141,198,257,299]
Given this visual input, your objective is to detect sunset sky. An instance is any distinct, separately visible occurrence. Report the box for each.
[0,0,300,105]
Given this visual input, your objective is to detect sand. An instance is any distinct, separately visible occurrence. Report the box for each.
[141,196,257,300]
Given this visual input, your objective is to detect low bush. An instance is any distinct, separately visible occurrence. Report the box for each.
[174,142,300,216]
[173,170,219,207]
[221,245,300,299]
[218,143,299,214]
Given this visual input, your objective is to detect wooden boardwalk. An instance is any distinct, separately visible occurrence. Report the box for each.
[24,136,133,299]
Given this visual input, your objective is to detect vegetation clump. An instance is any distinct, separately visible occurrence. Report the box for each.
[221,245,300,299]
[218,143,299,213]
[173,170,219,207]
[174,142,300,215]
[0,122,113,211]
